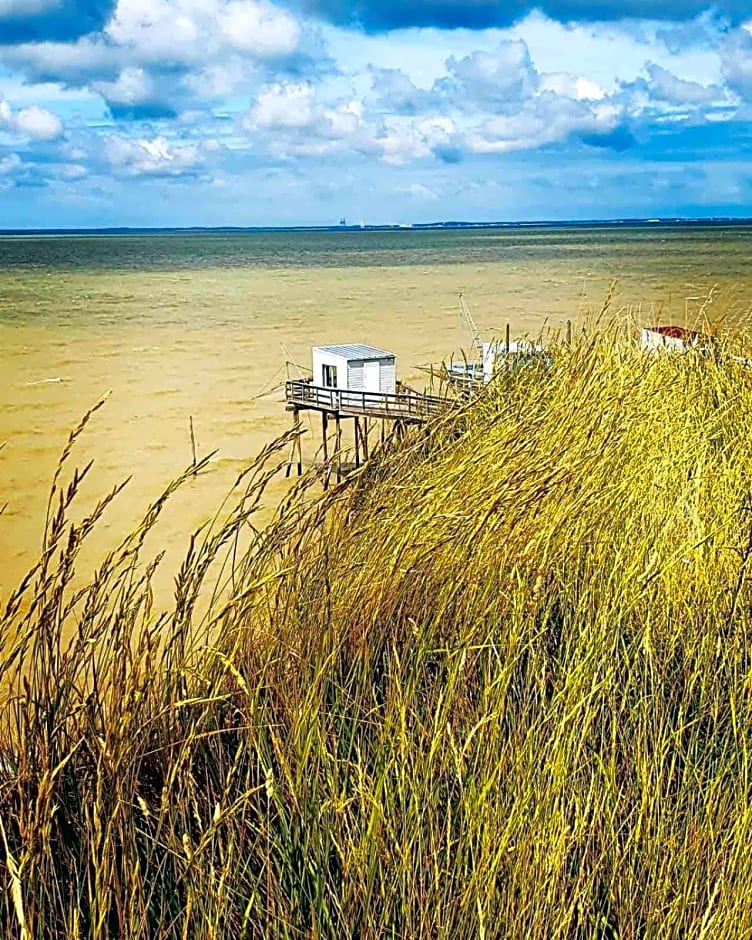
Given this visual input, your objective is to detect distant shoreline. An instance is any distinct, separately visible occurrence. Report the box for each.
[2,217,752,236]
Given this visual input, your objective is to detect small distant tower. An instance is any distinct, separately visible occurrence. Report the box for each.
[339,217,347,227]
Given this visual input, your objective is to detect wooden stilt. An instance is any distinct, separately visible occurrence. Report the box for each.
[354,416,361,469]
[286,408,303,478]
[322,412,329,490]
[505,323,511,355]
[295,418,303,476]
[335,414,342,483]
[362,417,369,461]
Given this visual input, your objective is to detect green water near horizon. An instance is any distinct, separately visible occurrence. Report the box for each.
[1,223,752,276]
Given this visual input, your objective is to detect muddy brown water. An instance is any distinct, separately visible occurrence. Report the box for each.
[2,226,751,605]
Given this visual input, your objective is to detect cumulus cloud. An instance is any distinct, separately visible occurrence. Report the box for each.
[720,27,752,101]
[59,162,88,179]
[369,41,539,118]
[364,38,640,163]
[2,38,120,85]
[243,82,372,155]
[465,93,631,154]
[293,0,752,32]
[368,68,438,116]
[241,48,641,171]
[92,66,182,118]
[540,74,607,100]
[219,0,301,55]
[249,81,319,129]
[643,62,720,105]
[242,80,466,164]
[106,0,301,63]
[378,115,458,164]
[0,98,63,140]
[2,0,314,120]
[0,0,747,223]
[104,133,218,175]
[437,41,539,109]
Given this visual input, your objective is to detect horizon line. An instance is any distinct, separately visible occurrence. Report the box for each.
[2,216,752,235]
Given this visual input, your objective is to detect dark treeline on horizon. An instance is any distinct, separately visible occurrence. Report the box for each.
[2,218,752,236]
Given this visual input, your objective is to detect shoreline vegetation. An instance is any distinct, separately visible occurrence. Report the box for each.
[3,322,752,936]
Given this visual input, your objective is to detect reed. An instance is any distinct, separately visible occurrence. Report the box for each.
[2,321,752,937]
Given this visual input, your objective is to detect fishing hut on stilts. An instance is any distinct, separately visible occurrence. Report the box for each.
[285,343,450,486]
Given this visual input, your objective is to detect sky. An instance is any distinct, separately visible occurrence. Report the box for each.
[0,0,751,226]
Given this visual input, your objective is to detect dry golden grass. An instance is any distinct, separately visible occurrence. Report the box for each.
[3,320,752,937]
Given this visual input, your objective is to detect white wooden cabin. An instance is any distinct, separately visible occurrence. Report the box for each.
[312,344,397,395]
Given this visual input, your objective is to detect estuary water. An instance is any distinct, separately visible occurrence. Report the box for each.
[2,224,751,602]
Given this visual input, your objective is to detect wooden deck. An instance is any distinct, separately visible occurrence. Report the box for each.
[285,380,452,423]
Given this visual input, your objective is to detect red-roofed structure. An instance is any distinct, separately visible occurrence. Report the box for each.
[642,324,711,353]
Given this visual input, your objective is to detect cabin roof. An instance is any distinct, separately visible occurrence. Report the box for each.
[644,325,704,340]
[315,343,395,360]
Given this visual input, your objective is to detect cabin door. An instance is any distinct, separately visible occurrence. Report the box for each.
[363,360,380,393]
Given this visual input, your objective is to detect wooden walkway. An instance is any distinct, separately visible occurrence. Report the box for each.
[285,380,452,423]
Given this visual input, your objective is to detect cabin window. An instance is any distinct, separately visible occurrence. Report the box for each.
[322,364,338,388]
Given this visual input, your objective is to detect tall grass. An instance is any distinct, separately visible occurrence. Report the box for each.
[3,323,752,937]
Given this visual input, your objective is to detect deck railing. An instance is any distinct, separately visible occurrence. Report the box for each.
[285,380,452,421]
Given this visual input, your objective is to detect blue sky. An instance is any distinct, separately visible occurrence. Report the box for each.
[0,0,751,226]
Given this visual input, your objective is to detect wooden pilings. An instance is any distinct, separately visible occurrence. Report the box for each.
[285,407,303,479]
[353,416,370,469]
[335,414,342,483]
[286,406,417,488]
[322,412,330,489]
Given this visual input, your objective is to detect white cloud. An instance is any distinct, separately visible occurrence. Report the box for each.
[0,0,749,224]
[14,104,64,139]
[2,38,119,84]
[59,163,88,179]
[721,28,752,101]
[249,82,317,129]
[441,41,539,107]
[219,0,300,56]
[93,66,156,108]
[378,115,456,164]
[0,98,63,140]
[106,0,301,63]
[466,93,626,154]
[2,0,309,120]
[104,133,215,175]
[540,73,607,101]
[644,62,720,105]
[244,82,371,156]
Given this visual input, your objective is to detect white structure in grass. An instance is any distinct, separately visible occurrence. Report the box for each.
[312,344,397,395]
[641,325,709,353]
[445,339,547,385]
[482,340,546,382]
